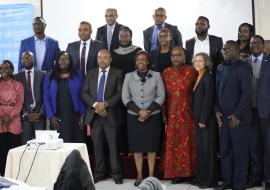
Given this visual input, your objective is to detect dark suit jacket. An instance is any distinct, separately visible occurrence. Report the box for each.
[185,35,223,74]
[14,69,45,116]
[192,70,215,125]
[66,39,104,73]
[95,22,123,52]
[143,23,182,52]
[215,59,253,124]
[81,67,123,126]
[18,36,60,72]
[43,72,86,118]
[246,55,270,119]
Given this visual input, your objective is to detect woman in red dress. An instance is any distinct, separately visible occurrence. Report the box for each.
[162,47,197,184]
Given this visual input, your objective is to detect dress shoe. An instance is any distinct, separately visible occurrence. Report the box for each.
[214,182,232,190]
[265,182,270,190]
[113,177,123,184]
[171,177,194,184]
[93,176,105,184]
[246,179,262,188]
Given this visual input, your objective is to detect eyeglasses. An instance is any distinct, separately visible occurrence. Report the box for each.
[154,14,166,18]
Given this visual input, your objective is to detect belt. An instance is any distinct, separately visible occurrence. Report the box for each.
[0,103,15,106]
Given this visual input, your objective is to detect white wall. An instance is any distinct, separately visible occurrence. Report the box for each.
[254,0,270,39]
[42,0,253,50]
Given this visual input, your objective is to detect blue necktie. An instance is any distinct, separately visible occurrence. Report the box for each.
[107,26,113,51]
[97,70,106,101]
[253,57,259,64]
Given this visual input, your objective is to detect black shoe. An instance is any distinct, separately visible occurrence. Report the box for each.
[171,177,194,184]
[113,177,123,184]
[246,179,262,188]
[265,182,270,190]
[214,182,232,190]
[93,176,105,184]
[134,179,143,186]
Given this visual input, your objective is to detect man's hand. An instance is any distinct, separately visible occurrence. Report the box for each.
[79,115,84,128]
[95,102,106,113]
[216,111,223,128]
[50,117,61,130]
[227,114,240,128]
[26,112,41,122]
[98,110,107,118]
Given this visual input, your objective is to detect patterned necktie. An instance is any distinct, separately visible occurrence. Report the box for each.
[253,57,259,64]
[107,26,113,51]
[27,71,34,104]
[97,70,106,101]
[80,42,87,74]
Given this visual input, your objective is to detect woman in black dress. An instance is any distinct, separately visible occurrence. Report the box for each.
[43,51,86,142]
[192,52,217,188]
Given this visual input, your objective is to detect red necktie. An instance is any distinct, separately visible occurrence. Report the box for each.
[80,42,87,74]
[27,71,34,104]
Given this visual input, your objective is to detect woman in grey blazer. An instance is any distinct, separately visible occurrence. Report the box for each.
[122,50,165,186]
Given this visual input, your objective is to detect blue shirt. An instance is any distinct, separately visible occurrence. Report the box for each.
[35,36,47,70]
[150,23,164,51]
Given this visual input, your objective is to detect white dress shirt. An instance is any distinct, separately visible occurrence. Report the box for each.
[35,36,46,70]
[193,35,210,56]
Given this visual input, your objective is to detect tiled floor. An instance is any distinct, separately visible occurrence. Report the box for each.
[94,178,264,190]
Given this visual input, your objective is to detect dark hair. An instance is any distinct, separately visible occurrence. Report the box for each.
[119,26,133,38]
[252,35,265,45]
[50,51,75,80]
[198,16,209,26]
[80,21,92,29]
[154,7,166,14]
[238,23,255,40]
[1,60,14,78]
[225,40,239,50]
[171,46,189,64]
[32,17,46,24]
[134,50,152,69]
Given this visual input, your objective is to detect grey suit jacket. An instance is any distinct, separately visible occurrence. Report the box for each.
[66,39,104,73]
[122,70,165,115]
[14,69,45,116]
[143,23,183,52]
[81,66,123,126]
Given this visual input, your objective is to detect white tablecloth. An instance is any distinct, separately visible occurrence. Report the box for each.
[4,143,92,190]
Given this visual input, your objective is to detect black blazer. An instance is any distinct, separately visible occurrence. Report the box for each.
[95,22,123,52]
[143,23,182,52]
[185,35,223,74]
[192,70,215,125]
[14,69,45,116]
[66,39,104,73]
[81,67,123,126]
[215,59,253,125]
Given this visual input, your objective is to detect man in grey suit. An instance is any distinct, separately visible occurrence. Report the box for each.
[14,51,46,144]
[96,8,123,52]
[143,7,182,52]
[66,21,104,75]
[81,49,123,184]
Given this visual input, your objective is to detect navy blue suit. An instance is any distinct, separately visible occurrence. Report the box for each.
[256,55,270,183]
[66,40,104,74]
[216,59,253,188]
[18,36,60,71]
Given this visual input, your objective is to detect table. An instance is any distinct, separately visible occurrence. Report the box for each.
[4,143,92,190]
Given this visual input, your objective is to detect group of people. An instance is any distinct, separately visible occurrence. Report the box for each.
[0,6,270,190]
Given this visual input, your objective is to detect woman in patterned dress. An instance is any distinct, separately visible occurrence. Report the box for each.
[162,46,197,184]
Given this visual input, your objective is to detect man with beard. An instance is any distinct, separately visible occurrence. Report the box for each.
[186,16,223,75]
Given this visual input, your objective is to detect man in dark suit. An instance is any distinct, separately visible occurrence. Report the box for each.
[186,16,223,75]
[143,7,182,52]
[81,49,123,184]
[18,17,60,72]
[247,35,270,190]
[96,8,123,52]
[14,51,46,144]
[215,41,252,190]
[66,21,104,75]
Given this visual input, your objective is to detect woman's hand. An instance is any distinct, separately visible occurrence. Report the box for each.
[138,109,151,122]
[50,117,61,130]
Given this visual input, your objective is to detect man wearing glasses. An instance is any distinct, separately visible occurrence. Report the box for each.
[143,7,182,52]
